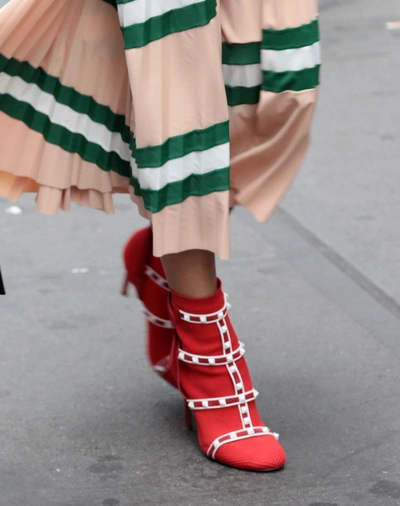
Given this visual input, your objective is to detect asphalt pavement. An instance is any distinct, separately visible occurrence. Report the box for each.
[1,0,400,505]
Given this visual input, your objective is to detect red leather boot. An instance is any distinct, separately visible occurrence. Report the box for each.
[168,280,286,471]
[121,227,177,387]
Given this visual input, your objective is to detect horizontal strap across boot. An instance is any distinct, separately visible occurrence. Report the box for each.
[122,226,177,387]
[168,280,286,471]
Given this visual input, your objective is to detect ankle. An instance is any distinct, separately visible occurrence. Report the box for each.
[162,249,217,298]
[169,279,223,314]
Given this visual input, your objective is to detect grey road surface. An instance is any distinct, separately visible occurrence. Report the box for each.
[1,1,400,505]
[283,0,400,304]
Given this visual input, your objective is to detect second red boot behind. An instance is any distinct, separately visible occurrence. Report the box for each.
[122,226,177,387]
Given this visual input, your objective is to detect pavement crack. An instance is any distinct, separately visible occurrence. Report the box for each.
[276,207,400,322]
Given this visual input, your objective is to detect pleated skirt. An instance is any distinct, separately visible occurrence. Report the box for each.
[0,0,320,258]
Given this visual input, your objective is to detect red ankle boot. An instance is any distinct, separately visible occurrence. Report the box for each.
[122,227,177,387]
[168,281,286,471]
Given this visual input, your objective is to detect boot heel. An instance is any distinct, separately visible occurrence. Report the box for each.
[184,400,193,430]
[0,266,5,295]
[121,272,129,296]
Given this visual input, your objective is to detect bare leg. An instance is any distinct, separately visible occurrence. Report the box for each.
[162,250,217,298]
[160,203,234,298]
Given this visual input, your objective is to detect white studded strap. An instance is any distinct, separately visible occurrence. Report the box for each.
[179,295,231,324]
[145,265,169,291]
[186,388,258,411]
[178,342,245,366]
[207,427,280,459]
[143,308,174,329]
[154,363,167,373]
[153,354,171,375]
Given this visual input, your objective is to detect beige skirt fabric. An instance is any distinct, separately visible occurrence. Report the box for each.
[0,0,320,258]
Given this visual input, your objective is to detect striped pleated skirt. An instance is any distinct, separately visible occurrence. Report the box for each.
[0,0,320,258]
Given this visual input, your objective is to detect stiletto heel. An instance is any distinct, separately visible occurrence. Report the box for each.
[0,266,5,295]
[121,272,129,296]
[184,400,193,430]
